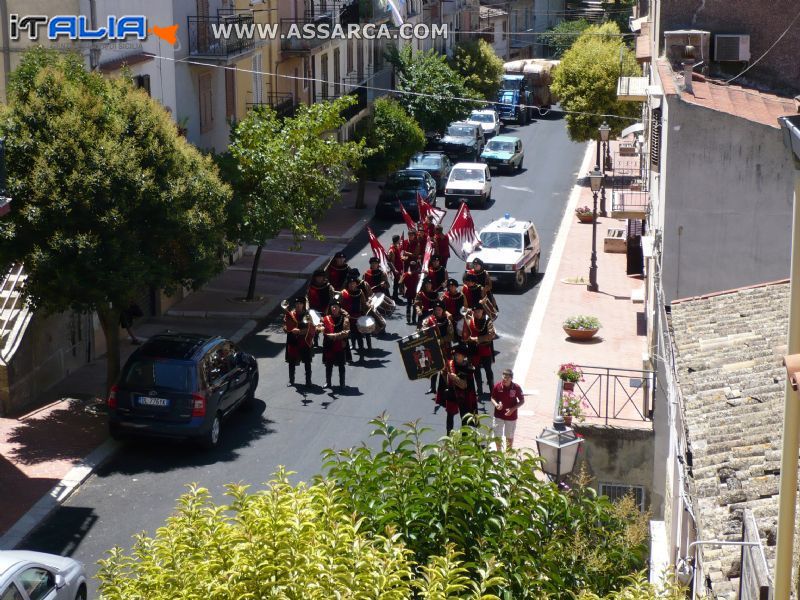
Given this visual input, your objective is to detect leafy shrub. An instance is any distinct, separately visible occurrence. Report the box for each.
[558,362,584,382]
[322,416,649,598]
[563,315,601,330]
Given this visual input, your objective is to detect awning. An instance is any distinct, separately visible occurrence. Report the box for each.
[621,123,645,138]
[617,76,649,102]
[629,16,648,32]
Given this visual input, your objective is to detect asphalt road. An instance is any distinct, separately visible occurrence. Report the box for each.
[21,114,586,596]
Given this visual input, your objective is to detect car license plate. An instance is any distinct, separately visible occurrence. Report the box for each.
[138,396,170,408]
[459,197,470,203]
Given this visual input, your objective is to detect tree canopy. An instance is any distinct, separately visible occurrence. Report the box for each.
[540,19,592,58]
[550,22,641,142]
[452,40,505,101]
[0,48,231,390]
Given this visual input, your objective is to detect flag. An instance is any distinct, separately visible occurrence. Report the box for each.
[385,0,405,27]
[446,203,481,262]
[367,226,390,274]
[417,192,447,226]
[416,238,435,293]
[399,201,417,232]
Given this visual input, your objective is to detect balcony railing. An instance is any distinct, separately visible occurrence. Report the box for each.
[280,16,333,53]
[247,93,298,118]
[611,151,650,218]
[188,14,256,59]
[555,366,655,425]
[314,86,368,121]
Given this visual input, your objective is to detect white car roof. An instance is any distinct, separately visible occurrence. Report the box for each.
[470,109,497,116]
[451,162,488,170]
[480,216,533,233]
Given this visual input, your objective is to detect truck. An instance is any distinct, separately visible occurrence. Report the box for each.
[495,74,532,125]
[496,59,559,123]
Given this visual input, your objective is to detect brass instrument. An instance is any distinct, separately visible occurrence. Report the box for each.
[280,299,292,314]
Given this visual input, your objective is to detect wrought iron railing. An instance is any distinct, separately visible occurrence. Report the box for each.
[188,14,256,58]
[280,16,333,53]
[247,93,297,118]
[0,263,29,363]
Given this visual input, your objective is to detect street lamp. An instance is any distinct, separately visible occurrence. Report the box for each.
[597,121,610,215]
[535,416,584,484]
[587,167,603,292]
[599,120,612,172]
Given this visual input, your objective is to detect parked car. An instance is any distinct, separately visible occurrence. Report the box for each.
[407,152,452,194]
[108,333,259,449]
[374,169,438,220]
[467,109,501,138]
[437,122,485,161]
[444,163,492,209]
[0,550,87,600]
[481,135,524,172]
[467,214,541,289]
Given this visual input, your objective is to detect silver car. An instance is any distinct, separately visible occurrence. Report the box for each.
[0,551,87,600]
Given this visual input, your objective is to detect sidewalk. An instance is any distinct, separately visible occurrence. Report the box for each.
[0,183,379,548]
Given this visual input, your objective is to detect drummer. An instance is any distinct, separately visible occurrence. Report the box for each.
[414,277,439,328]
[327,251,350,292]
[348,268,374,302]
[341,274,370,356]
[462,272,486,310]
[426,254,447,293]
[423,300,454,394]
[364,256,390,295]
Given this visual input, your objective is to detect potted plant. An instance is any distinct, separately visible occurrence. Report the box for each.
[557,363,583,391]
[575,205,594,223]
[562,315,601,340]
[560,391,588,426]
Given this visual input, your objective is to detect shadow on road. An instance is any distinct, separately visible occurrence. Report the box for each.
[18,506,98,555]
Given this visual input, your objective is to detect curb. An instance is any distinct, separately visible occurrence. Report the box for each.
[0,439,121,550]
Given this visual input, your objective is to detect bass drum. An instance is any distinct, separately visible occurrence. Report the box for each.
[370,292,396,316]
[356,315,377,334]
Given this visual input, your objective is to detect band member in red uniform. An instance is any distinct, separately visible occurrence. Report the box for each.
[442,278,465,330]
[423,300,454,393]
[435,343,478,434]
[341,275,370,355]
[306,268,334,347]
[399,259,421,324]
[364,256,390,295]
[401,230,423,270]
[434,225,450,269]
[414,277,439,328]
[462,304,496,396]
[283,296,314,386]
[462,273,486,310]
[320,299,350,389]
[427,254,447,293]
[469,258,498,315]
[423,214,437,238]
[348,268,374,302]
[387,234,404,301]
[326,251,350,292]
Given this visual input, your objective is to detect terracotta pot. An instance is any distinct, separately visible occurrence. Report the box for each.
[563,415,573,427]
[577,213,594,223]
[563,326,599,340]
[561,381,574,391]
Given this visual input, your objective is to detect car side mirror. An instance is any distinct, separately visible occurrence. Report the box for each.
[55,574,66,589]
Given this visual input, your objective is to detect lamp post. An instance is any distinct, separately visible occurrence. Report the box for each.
[587,167,603,292]
[598,121,610,215]
[535,416,584,485]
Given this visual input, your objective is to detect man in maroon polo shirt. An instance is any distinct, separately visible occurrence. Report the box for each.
[490,368,525,450]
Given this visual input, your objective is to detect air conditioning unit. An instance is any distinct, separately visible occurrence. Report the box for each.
[714,34,750,62]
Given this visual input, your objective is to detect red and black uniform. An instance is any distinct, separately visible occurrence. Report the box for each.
[424,312,454,360]
[462,283,485,310]
[283,309,313,385]
[401,237,424,269]
[306,281,333,314]
[364,268,389,294]
[414,289,439,327]
[427,264,448,293]
[443,289,465,324]
[327,262,350,292]
[423,222,436,238]
[470,268,498,314]
[322,309,350,387]
[400,268,420,323]
[435,233,451,268]
[463,313,496,394]
[341,287,370,353]
[435,358,478,433]
[387,243,404,299]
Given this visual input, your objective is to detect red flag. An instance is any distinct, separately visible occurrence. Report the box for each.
[417,192,446,226]
[367,226,390,274]
[446,203,481,262]
[399,201,417,232]
[417,238,435,293]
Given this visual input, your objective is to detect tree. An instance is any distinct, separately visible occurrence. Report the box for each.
[0,49,231,393]
[387,45,480,134]
[353,97,425,208]
[452,39,505,100]
[550,22,641,141]
[540,18,592,58]
[224,98,367,300]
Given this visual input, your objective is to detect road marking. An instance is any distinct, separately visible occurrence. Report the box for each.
[502,185,533,193]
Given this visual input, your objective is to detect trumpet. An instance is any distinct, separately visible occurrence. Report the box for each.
[280,299,293,314]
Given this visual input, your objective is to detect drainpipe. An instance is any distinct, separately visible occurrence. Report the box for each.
[0,0,10,101]
[88,0,100,71]
[774,114,800,599]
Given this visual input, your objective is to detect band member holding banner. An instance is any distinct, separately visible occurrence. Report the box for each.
[414,277,439,328]
[364,257,390,294]
[321,299,350,389]
[342,275,371,354]
[400,259,421,324]
[387,234,404,300]
[462,304,497,396]
[283,296,315,386]
[443,278,466,329]
[434,225,450,269]
[424,300,454,394]
[327,252,350,292]
[401,230,423,269]
[435,343,478,434]
[469,258,499,316]
[462,273,486,310]
[427,254,447,293]
[422,214,437,238]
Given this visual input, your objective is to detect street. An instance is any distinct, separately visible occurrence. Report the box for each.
[21,114,585,595]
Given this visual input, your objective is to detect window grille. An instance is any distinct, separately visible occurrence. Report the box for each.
[599,483,646,512]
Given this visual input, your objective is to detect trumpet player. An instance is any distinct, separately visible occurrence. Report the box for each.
[283,296,314,387]
[435,343,478,434]
[462,273,486,310]
[423,300,454,394]
[468,258,499,317]
[462,304,496,397]
[321,299,350,389]
[307,268,334,347]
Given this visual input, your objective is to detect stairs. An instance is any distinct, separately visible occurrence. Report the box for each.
[565,0,606,22]
[0,263,31,364]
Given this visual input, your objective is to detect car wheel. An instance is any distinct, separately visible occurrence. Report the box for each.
[75,585,87,600]
[109,422,124,441]
[531,254,540,274]
[199,412,222,449]
[480,194,488,209]
[517,158,524,171]
[514,268,527,290]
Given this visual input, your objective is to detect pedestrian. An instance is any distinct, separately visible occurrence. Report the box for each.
[435,343,478,434]
[422,300,454,394]
[462,304,496,396]
[387,234,404,301]
[283,296,314,386]
[434,224,450,269]
[119,301,144,345]
[326,251,350,292]
[399,259,421,324]
[341,275,370,356]
[320,299,350,389]
[490,368,525,451]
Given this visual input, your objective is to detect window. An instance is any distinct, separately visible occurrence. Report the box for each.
[251,53,263,105]
[523,232,531,248]
[1,584,24,600]
[599,483,646,512]
[209,343,235,381]
[347,39,354,74]
[198,72,214,133]
[333,47,341,96]
[226,66,236,120]
[479,232,522,250]
[122,360,196,393]
[320,53,329,100]
[18,568,55,600]
[133,74,151,96]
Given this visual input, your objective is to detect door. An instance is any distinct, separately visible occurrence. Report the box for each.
[1,582,25,600]
[206,344,234,412]
[15,567,58,600]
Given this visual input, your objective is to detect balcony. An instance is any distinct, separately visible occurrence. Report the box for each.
[280,15,333,54]
[188,14,256,61]
[247,93,298,119]
[314,86,368,121]
[611,151,650,219]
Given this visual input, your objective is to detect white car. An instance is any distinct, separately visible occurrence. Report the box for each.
[0,551,87,600]
[467,109,501,138]
[444,163,492,210]
[467,214,541,289]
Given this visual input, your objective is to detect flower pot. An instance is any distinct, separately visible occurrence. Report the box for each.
[563,326,599,340]
[563,415,573,427]
[561,381,574,391]
[577,213,594,223]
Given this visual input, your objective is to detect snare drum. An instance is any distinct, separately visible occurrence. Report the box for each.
[370,292,396,317]
[356,315,377,334]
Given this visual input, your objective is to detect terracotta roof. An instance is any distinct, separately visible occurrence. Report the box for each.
[98,52,155,74]
[669,280,790,596]
[656,58,796,128]
[635,22,651,63]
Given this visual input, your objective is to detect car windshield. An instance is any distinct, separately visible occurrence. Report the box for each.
[450,168,485,183]
[409,156,441,170]
[498,91,515,103]
[122,359,195,392]
[387,174,424,189]
[447,125,473,137]
[479,232,522,250]
[470,113,494,123]
[486,141,514,152]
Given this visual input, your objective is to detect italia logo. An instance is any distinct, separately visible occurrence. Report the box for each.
[9,14,179,45]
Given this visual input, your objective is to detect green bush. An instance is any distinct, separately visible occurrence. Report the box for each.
[563,315,602,330]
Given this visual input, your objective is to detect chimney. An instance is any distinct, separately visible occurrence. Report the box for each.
[682,45,696,94]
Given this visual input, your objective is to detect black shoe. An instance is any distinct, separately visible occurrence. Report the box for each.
[324,381,332,389]
[305,377,312,387]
